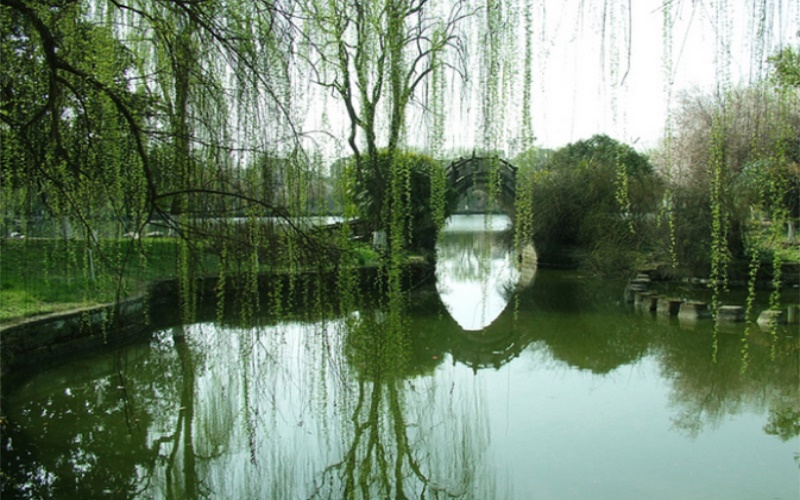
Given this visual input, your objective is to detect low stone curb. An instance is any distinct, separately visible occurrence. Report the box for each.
[0,261,435,381]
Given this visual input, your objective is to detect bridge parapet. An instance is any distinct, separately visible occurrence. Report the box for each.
[445,156,518,211]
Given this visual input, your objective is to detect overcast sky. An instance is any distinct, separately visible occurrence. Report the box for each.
[515,0,799,151]
[432,0,800,153]
[302,0,799,159]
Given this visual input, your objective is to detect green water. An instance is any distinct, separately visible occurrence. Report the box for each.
[2,216,798,499]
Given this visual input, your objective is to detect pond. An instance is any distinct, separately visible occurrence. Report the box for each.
[2,215,798,499]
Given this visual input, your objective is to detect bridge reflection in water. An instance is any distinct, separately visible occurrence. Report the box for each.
[435,214,536,331]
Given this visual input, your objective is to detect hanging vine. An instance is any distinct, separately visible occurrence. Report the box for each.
[520,0,534,152]
[659,0,679,268]
[707,109,730,362]
[763,90,795,357]
[480,0,503,152]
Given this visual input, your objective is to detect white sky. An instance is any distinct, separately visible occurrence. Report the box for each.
[302,0,799,159]
[480,0,799,152]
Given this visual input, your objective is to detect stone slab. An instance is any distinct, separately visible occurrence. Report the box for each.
[678,301,711,321]
[657,297,684,316]
[717,305,745,323]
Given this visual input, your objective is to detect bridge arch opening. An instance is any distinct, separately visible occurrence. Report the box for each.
[441,154,536,284]
[435,156,537,331]
[444,156,519,219]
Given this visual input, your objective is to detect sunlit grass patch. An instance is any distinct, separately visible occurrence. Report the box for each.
[747,220,800,263]
[0,237,187,323]
[0,289,94,323]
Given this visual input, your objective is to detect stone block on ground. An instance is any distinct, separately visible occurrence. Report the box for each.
[757,309,787,328]
[624,283,649,303]
[657,297,683,316]
[643,294,660,312]
[634,290,654,304]
[787,305,799,324]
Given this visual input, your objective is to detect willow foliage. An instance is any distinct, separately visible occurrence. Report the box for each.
[3,2,799,496]
[2,0,796,370]
[1,0,331,323]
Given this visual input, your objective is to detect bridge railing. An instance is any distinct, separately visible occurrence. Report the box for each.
[445,156,518,201]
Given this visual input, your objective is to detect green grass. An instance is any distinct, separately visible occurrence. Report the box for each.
[747,220,800,263]
[0,237,217,323]
[0,234,379,324]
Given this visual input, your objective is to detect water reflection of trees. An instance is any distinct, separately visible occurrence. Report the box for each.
[419,271,799,443]
[3,276,798,496]
[436,230,512,283]
[310,311,490,498]
[650,322,799,439]
[421,270,650,373]
[3,300,493,498]
[1,329,186,497]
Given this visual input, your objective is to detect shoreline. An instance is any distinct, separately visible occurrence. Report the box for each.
[2,259,796,382]
[0,263,435,382]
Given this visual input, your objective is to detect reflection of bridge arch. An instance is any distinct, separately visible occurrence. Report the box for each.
[447,317,533,372]
[445,156,517,215]
[407,287,534,372]
[409,275,648,375]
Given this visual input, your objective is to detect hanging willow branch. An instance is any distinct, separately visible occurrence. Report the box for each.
[306,0,469,169]
[155,189,335,245]
[1,0,158,203]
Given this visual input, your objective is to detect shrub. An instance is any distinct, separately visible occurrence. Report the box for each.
[528,135,661,274]
[654,85,800,275]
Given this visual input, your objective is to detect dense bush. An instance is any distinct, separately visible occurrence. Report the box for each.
[654,85,800,275]
[527,135,661,274]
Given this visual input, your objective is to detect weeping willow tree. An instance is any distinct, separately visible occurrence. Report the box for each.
[1,0,156,317]
[0,0,337,325]
[3,0,800,498]
[297,0,469,334]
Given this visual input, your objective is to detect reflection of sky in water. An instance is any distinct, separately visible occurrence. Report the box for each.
[5,272,797,498]
[435,215,519,330]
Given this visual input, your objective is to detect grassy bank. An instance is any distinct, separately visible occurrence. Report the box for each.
[1,224,795,324]
[0,235,382,324]
[0,238,216,323]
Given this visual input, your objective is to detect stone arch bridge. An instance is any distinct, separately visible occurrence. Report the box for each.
[445,155,518,216]
[321,155,521,239]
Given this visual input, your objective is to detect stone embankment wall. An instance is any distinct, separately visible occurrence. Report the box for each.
[1,288,178,381]
[0,263,434,381]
